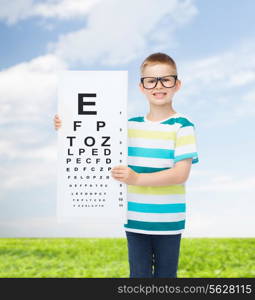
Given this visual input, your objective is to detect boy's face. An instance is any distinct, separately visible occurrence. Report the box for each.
[139,63,181,106]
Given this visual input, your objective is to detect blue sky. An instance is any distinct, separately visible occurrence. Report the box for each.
[0,0,254,237]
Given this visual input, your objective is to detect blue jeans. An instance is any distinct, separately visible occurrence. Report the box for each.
[125,231,182,278]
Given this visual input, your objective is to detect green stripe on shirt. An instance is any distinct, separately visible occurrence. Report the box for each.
[128,184,185,195]
[128,128,176,140]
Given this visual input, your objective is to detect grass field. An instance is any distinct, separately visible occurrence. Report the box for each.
[0,238,254,278]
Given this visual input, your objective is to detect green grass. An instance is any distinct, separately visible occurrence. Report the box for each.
[0,238,254,278]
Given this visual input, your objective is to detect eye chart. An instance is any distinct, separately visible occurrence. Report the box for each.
[57,71,128,224]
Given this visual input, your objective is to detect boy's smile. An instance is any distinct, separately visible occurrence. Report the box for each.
[153,91,167,99]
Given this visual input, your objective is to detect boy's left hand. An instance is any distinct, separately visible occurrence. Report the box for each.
[111,165,139,185]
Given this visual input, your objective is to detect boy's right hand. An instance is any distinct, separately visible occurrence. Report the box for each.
[54,114,62,130]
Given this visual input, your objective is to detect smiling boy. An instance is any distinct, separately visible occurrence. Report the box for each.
[111,53,199,278]
[54,52,199,278]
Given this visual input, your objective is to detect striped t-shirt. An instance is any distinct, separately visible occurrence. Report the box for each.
[124,112,199,235]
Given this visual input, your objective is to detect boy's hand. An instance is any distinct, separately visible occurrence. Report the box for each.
[111,165,139,185]
[54,114,62,130]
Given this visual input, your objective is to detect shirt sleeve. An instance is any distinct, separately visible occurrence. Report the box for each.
[174,119,199,164]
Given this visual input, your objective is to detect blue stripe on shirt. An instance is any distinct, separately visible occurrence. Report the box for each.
[124,219,185,231]
[128,147,174,159]
[128,202,186,213]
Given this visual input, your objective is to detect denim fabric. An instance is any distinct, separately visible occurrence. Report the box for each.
[125,231,182,278]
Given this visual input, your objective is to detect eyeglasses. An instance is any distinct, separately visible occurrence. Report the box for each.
[140,75,178,89]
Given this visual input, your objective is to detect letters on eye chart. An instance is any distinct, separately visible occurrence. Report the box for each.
[57,71,128,226]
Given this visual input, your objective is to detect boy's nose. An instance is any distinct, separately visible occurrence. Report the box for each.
[155,79,164,88]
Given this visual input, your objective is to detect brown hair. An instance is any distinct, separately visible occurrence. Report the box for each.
[140,52,177,76]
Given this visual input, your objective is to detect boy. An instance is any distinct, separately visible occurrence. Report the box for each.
[54,52,199,278]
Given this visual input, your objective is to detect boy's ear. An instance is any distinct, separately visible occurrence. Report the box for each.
[175,79,182,91]
[139,82,144,93]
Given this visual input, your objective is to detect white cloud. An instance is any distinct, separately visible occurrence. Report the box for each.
[228,70,255,87]
[0,158,57,190]
[184,211,255,237]
[0,139,57,161]
[0,54,67,124]
[0,0,102,24]
[52,0,198,66]
[189,175,255,192]
[0,216,126,237]
[177,39,255,126]
[33,0,102,19]
[0,211,253,238]
[231,88,255,118]
[0,0,33,25]
[0,54,66,191]
[180,40,255,92]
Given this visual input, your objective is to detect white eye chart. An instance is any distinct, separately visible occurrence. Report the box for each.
[57,71,128,224]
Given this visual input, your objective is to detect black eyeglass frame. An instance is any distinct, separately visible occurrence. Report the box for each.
[140,75,178,89]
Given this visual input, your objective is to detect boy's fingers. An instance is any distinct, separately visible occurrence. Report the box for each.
[112,169,126,175]
[54,114,61,130]
[54,114,61,120]
[112,170,123,174]
[112,174,124,179]
[111,169,122,173]
[112,165,126,169]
